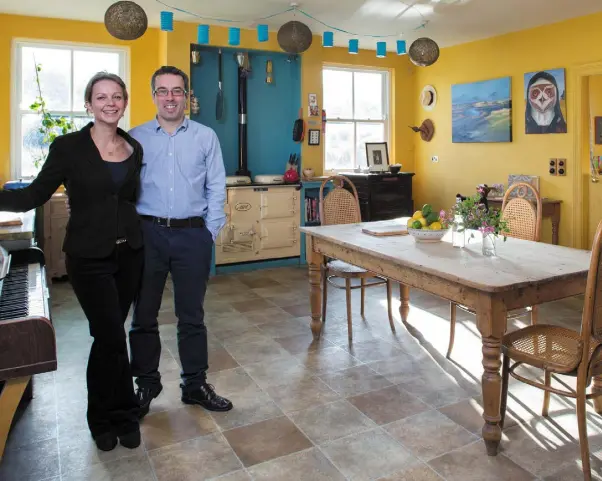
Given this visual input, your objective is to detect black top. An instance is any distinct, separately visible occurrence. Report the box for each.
[0,123,144,258]
[105,156,132,190]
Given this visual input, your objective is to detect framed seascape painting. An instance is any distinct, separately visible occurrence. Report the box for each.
[524,68,567,134]
[452,77,512,143]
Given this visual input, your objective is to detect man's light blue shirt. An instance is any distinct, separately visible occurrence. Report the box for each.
[129,117,226,241]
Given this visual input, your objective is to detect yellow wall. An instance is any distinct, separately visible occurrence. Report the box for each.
[590,76,602,158]
[413,11,602,247]
[0,14,160,181]
[160,21,416,176]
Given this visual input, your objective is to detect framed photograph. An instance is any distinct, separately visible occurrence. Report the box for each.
[365,142,389,171]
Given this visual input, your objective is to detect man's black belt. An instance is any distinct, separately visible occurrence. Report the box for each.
[140,215,205,228]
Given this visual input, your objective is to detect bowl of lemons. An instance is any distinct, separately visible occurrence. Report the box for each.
[407,204,447,242]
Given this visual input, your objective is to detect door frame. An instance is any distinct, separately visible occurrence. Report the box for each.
[572,61,602,249]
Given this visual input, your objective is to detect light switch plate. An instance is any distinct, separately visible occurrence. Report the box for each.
[549,158,557,175]
[308,129,320,146]
[431,155,439,163]
[557,158,566,176]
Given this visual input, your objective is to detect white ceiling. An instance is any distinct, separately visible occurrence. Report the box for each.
[1,0,601,51]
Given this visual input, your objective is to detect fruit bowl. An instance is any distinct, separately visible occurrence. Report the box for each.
[408,227,447,242]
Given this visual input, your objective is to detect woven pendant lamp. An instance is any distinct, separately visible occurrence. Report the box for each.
[408,37,440,67]
[277,21,313,54]
[104,1,148,41]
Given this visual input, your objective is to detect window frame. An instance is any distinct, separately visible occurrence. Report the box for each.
[322,64,391,172]
[10,38,130,179]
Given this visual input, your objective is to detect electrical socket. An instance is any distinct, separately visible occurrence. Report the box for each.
[558,158,566,176]
[549,158,557,175]
[431,155,439,163]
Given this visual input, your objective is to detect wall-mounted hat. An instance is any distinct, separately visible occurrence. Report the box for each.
[420,85,437,111]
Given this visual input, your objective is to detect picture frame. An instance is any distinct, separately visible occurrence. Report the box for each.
[507,174,540,199]
[365,142,389,171]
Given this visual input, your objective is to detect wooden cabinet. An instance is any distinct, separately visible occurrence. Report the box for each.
[340,172,415,221]
[42,193,68,279]
[215,185,300,265]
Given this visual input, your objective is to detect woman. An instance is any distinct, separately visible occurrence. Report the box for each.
[0,72,143,451]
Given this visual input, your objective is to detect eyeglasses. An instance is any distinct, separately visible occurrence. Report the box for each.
[154,87,187,97]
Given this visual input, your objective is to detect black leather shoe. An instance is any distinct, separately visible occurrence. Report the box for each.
[136,384,163,419]
[118,429,141,449]
[181,383,233,412]
[94,432,117,451]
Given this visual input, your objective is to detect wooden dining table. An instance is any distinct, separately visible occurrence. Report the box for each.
[300,219,593,456]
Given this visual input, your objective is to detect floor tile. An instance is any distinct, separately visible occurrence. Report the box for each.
[321,428,419,481]
[61,454,154,481]
[273,332,333,355]
[209,384,284,431]
[319,364,393,397]
[247,447,345,480]
[428,441,536,481]
[140,405,218,450]
[223,416,312,467]
[289,400,375,444]
[242,355,312,389]
[208,470,252,480]
[377,464,444,480]
[385,410,478,461]
[208,347,241,373]
[149,432,242,480]
[58,427,145,474]
[349,385,431,425]
[294,346,361,375]
[231,299,276,313]
[0,438,60,481]
[265,377,341,413]
[341,339,405,363]
[243,307,294,325]
[4,403,58,450]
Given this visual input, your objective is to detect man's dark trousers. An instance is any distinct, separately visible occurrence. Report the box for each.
[129,218,213,392]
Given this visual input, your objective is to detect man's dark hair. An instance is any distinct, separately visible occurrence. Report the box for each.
[151,66,189,93]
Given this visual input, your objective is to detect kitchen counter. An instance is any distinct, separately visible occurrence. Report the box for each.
[227,182,302,189]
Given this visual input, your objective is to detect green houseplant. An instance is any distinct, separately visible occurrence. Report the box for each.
[29,62,76,170]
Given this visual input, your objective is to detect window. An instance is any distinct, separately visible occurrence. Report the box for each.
[12,40,128,178]
[322,66,389,171]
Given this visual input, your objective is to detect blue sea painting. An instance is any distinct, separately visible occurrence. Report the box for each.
[452,77,512,143]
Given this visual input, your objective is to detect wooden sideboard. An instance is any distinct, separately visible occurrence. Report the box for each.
[41,193,68,279]
[339,172,415,221]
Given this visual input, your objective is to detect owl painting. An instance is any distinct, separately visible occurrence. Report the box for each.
[524,69,567,134]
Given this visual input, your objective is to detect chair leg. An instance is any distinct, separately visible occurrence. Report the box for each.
[500,354,510,430]
[321,269,328,324]
[360,278,366,318]
[531,304,539,325]
[542,370,551,417]
[346,278,352,340]
[386,279,395,332]
[447,302,457,359]
[576,387,592,481]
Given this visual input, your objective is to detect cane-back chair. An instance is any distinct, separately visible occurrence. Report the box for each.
[319,175,395,340]
[500,218,602,481]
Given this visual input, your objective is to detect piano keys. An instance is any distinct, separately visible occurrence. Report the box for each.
[0,244,55,462]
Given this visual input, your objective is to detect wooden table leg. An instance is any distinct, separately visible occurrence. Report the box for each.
[307,238,324,339]
[399,283,410,323]
[0,376,31,462]
[476,294,507,456]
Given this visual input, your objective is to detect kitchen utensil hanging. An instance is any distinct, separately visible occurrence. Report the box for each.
[216,49,224,120]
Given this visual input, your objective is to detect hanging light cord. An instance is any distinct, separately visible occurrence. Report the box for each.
[153,0,429,37]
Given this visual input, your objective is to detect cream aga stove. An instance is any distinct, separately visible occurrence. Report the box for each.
[215,184,300,265]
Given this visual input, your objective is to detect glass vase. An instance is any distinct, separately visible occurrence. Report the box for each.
[482,234,497,257]
[452,216,465,248]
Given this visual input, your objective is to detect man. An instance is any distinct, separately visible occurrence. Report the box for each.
[128,65,232,417]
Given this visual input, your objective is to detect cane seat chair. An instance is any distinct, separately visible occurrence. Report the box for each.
[499,218,602,481]
[447,182,543,358]
[319,175,395,340]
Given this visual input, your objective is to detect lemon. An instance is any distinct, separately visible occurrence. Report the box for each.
[412,210,423,219]
[419,217,427,227]
[430,221,442,230]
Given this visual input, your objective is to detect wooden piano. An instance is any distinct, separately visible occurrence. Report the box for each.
[0,240,55,462]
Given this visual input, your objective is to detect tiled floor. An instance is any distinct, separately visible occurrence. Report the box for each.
[1,266,602,480]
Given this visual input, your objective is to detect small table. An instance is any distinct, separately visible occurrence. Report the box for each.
[488,197,561,245]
